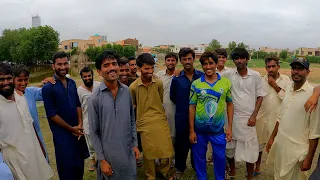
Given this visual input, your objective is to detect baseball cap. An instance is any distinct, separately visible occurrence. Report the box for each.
[290,57,310,69]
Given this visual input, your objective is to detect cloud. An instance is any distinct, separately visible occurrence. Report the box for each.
[0,0,319,49]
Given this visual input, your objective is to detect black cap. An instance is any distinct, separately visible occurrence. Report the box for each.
[290,57,309,69]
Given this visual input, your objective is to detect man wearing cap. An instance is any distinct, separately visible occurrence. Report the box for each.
[266,57,320,180]
[222,48,266,180]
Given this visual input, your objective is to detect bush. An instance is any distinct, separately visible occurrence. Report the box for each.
[287,56,320,63]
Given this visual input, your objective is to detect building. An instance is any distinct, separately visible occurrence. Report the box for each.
[59,34,108,52]
[172,44,208,59]
[295,47,320,56]
[32,15,41,28]
[115,38,139,49]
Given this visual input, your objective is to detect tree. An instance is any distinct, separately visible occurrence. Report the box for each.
[227,41,237,54]
[85,47,100,62]
[122,45,136,58]
[205,39,221,51]
[237,42,249,49]
[252,50,268,59]
[112,44,124,57]
[279,50,288,60]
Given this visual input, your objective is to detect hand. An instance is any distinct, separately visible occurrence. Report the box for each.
[226,127,232,142]
[267,75,277,88]
[42,77,56,85]
[247,116,256,127]
[133,147,140,160]
[304,94,319,113]
[300,158,312,171]
[189,131,197,144]
[174,69,181,77]
[15,90,23,96]
[266,138,274,153]
[71,126,84,137]
[100,160,113,176]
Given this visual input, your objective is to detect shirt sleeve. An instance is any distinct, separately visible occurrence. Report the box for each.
[73,83,81,108]
[309,100,320,139]
[42,85,58,118]
[170,77,177,104]
[129,83,137,106]
[189,83,197,105]
[28,87,43,101]
[255,73,267,97]
[88,96,105,161]
[129,92,138,147]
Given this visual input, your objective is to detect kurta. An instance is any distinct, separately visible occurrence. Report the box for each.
[88,82,138,180]
[42,75,89,180]
[256,74,291,145]
[0,94,53,180]
[130,77,174,159]
[267,81,320,179]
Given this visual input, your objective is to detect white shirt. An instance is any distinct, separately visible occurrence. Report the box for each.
[267,81,320,177]
[222,68,267,141]
[77,81,100,134]
[216,66,231,74]
[256,74,291,144]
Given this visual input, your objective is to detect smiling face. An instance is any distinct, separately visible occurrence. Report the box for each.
[140,63,154,81]
[165,56,177,71]
[81,71,94,88]
[98,58,120,82]
[202,57,217,77]
[129,59,137,75]
[218,55,227,67]
[14,73,29,92]
[53,57,69,77]
[291,63,309,83]
[119,63,130,84]
[0,73,15,98]
[180,53,194,71]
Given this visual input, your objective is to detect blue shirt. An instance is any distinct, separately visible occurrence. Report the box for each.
[170,69,204,132]
[0,153,14,180]
[24,87,48,160]
[42,75,89,170]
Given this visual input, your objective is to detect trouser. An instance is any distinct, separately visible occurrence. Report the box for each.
[174,129,194,172]
[84,134,95,160]
[192,133,226,180]
[138,133,143,152]
[144,156,172,180]
[310,154,320,180]
[58,165,84,180]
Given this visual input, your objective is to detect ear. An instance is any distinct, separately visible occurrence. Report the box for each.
[52,64,55,70]
[97,69,101,76]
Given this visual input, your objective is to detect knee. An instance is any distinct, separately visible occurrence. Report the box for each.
[226,148,235,159]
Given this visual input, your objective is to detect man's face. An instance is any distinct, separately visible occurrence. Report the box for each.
[218,55,227,67]
[81,71,93,87]
[291,63,309,83]
[14,73,29,92]
[52,57,69,77]
[265,60,280,78]
[180,53,194,70]
[98,58,119,82]
[233,57,248,69]
[0,73,15,98]
[119,63,130,84]
[202,58,217,77]
[129,60,137,74]
[140,63,154,81]
[165,57,177,71]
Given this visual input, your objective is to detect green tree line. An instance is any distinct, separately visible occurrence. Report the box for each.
[0,26,59,65]
[85,44,136,61]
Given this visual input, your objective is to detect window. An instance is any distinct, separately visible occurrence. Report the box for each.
[301,51,304,55]
[296,50,299,54]
[308,51,312,55]
[194,47,198,50]
[64,45,68,50]
[72,42,78,48]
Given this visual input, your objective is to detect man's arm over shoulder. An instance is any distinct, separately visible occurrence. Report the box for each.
[27,86,43,101]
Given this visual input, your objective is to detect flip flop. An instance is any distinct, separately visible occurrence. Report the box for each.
[253,172,261,176]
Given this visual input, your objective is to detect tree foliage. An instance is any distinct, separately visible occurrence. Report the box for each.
[237,42,249,49]
[279,50,288,60]
[206,39,221,52]
[0,26,59,65]
[84,44,136,61]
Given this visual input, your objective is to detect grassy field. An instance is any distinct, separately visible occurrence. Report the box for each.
[35,59,320,179]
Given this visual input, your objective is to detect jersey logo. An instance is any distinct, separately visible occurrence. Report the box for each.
[205,99,218,118]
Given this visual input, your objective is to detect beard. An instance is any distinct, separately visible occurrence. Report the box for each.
[55,69,68,77]
[0,83,15,98]
[83,79,94,88]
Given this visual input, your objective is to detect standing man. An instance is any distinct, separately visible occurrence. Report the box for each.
[215,48,231,74]
[266,58,320,180]
[254,57,291,176]
[0,63,53,180]
[222,48,266,180]
[130,53,174,180]
[77,67,100,171]
[128,56,139,82]
[119,57,135,86]
[88,50,139,179]
[189,52,233,180]
[156,52,178,145]
[170,48,203,178]
[42,51,89,180]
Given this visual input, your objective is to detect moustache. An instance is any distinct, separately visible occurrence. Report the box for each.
[107,70,117,74]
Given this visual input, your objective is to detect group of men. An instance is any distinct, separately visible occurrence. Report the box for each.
[1,46,320,180]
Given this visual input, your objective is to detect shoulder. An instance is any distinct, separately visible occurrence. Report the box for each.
[192,78,201,86]
[156,70,165,77]
[42,82,54,91]
[155,78,163,85]
[248,68,261,77]
[220,76,231,84]
[280,74,290,80]
[195,70,204,76]
[68,78,77,85]
[129,79,138,90]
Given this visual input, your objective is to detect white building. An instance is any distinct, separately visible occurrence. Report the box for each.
[32,15,41,28]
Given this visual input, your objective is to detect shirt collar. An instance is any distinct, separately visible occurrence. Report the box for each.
[263,73,284,81]
[289,81,310,92]
[137,77,156,86]
[180,69,202,77]
[53,74,70,82]
[200,73,221,82]
[99,80,124,91]
[0,94,13,102]
[235,67,252,76]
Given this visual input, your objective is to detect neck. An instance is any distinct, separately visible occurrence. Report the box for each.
[294,80,306,91]
[55,74,66,81]
[104,80,118,90]
[237,67,248,76]
[121,79,129,85]
[273,73,280,80]
[217,65,224,71]
[6,94,15,101]
[166,68,175,76]
[129,72,136,77]
[184,68,195,75]
[205,73,218,82]
[141,75,152,84]
[84,84,93,91]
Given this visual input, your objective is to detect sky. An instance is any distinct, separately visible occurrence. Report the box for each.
[0,0,319,50]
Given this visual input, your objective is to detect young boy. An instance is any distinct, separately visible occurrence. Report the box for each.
[189,51,233,180]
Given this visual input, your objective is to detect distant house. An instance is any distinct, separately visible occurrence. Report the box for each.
[59,34,108,52]
[295,47,320,56]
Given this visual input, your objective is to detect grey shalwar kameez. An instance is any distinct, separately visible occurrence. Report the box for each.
[88,82,138,180]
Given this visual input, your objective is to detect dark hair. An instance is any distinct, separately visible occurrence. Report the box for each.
[80,67,93,77]
[179,48,195,60]
[199,51,218,65]
[136,53,155,68]
[165,52,178,61]
[0,63,13,75]
[13,64,30,77]
[215,48,228,58]
[128,56,136,62]
[119,57,129,66]
[265,56,280,66]
[52,51,69,64]
[231,48,249,60]
[95,50,120,70]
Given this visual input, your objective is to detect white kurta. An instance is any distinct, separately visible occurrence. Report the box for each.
[0,94,53,180]
[267,81,320,179]
[222,68,266,163]
[256,74,291,145]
